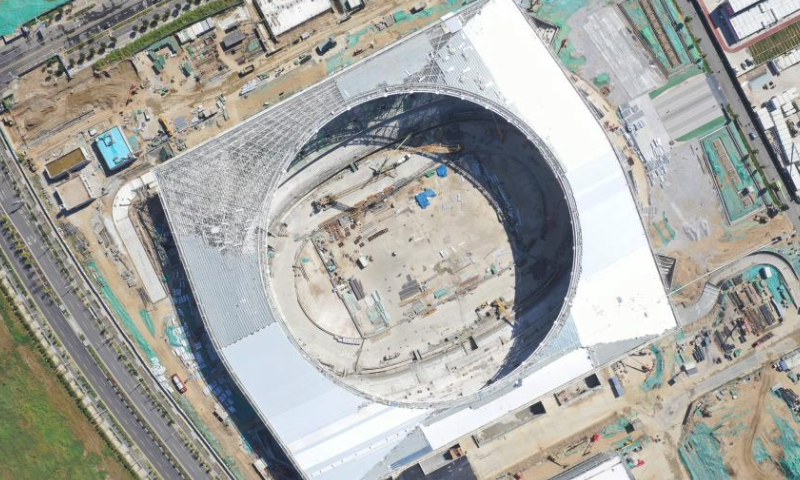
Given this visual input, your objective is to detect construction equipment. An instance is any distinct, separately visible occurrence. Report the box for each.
[294,53,312,65]
[491,297,512,322]
[582,433,600,456]
[314,138,461,212]
[159,116,174,137]
[171,374,187,394]
[694,402,711,418]
[239,65,255,77]
[366,134,461,161]
[557,38,568,55]
[546,455,566,469]
[623,361,651,374]
[125,84,138,106]
[313,175,370,211]
[365,157,391,186]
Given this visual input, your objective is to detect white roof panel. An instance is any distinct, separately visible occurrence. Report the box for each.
[421,348,594,449]
[223,325,430,477]
[464,0,676,346]
[557,455,634,480]
[728,0,800,40]
[729,0,763,13]
[255,0,332,36]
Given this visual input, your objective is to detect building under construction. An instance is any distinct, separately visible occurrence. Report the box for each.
[153,1,678,479]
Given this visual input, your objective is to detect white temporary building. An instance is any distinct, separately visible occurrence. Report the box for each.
[255,0,332,37]
[176,19,215,44]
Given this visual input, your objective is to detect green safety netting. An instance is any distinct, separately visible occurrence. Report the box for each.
[679,422,731,480]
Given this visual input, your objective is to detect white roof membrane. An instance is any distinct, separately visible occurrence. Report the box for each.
[155,1,677,479]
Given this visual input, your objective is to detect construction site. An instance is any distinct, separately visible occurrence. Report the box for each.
[678,367,800,480]
[11,0,800,479]
[0,2,485,479]
[463,259,800,480]
[269,93,575,404]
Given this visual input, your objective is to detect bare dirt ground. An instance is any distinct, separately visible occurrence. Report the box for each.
[6,0,465,162]
[681,368,795,480]
[668,212,793,307]
[13,61,138,141]
[469,296,800,480]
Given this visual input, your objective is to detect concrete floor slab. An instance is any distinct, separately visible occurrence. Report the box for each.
[583,7,664,100]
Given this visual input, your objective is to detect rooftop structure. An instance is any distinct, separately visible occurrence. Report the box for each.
[771,47,800,72]
[547,453,635,480]
[342,0,365,13]
[725,0,800,41]
[217,5,252,32]
[728,0,763,14]
[220,29,246,50]
[44,147,89,181]
[55,174,95,212]
[757,88,800,191]
[176,19,215,44]
[155,1,677,479]
[254,0,333,37]
[95,127,135,172]
[781,348,800,370]
[112,173,168,304]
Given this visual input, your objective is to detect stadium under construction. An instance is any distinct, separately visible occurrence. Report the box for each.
[154,1,678,479]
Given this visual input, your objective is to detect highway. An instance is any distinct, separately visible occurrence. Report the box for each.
[676,0,800,234]
[0,141,218,480]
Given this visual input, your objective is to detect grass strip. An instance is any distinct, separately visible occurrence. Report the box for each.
[0,285,134,480]
[94,0,242,70]
[649,65,703,99]
[676,115,727,142]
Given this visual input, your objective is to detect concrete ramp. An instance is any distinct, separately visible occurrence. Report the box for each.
[674,283,721,327]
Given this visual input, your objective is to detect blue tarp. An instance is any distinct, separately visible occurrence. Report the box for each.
[436,165,448,177]
[610,375,625,397]
[415,189,437,209]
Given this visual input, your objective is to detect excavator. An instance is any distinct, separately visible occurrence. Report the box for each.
[491,297,512,323]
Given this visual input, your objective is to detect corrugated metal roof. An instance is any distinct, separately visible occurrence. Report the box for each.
[728,0,800,40]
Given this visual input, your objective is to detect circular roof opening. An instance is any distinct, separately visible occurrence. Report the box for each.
[265,92,579,407]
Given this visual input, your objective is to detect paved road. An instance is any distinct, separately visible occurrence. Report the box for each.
[0,144,216,480]
[661,335,798,428]
[0,0,184,88]
[676,0,800,234]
